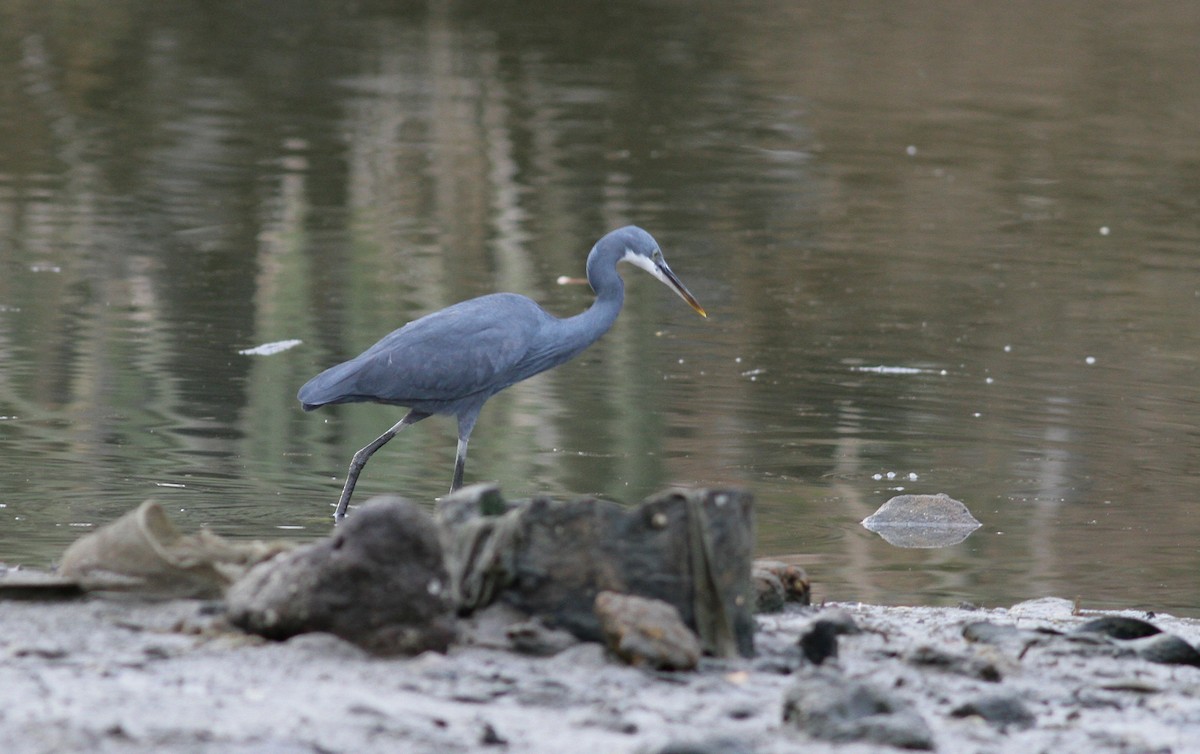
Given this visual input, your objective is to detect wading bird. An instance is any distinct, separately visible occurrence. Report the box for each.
[298,226,706,521]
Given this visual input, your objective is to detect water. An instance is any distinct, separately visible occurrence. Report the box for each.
[2,1,1199,616]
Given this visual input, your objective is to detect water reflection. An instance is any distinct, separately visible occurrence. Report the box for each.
[1,1,1199,616]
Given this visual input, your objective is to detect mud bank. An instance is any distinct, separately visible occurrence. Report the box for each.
[2,596,1198,753]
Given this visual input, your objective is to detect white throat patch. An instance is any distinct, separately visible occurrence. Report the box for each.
[622,248,668,283]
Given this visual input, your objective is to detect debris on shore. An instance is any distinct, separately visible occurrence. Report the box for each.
[2,488,1199,752]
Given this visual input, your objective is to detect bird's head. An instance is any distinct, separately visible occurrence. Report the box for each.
[605,226,707,318]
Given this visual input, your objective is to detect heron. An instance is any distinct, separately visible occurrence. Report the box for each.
[298,226,707,522]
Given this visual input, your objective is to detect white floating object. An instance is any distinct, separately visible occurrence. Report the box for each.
[854,365,929,375]
[239,339,303,356]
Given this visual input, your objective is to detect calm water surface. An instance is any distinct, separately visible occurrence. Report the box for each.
[2,1,1199,615]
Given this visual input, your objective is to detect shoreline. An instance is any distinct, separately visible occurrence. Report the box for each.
[2,594,1197,753]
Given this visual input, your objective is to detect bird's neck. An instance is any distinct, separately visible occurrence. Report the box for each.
[567,277,624,345]
[545,249,626,363]
[578,242,629,339]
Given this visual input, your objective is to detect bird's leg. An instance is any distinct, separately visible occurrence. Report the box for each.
[449,411,480,493]
[334,410,427,523]
[450,436,469,492]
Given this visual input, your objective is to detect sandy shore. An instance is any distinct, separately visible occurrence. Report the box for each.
[2,594,1198,753]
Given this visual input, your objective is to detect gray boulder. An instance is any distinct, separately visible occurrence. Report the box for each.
[226,496,455,655]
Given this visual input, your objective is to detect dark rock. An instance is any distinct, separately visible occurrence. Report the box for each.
[799,620,841,665]
[1128,633,1200,667]
[1072,615,1200,666]
[479,721,507,746]
[798,608,862,665]
[951,693,1036,730]
[1074,616,1162,640]
[226,496,455,655]
[965,616,1200,668]
[439,486,756,658]
[783,669,935,750]
[811,608,861,635]
[594,591,701,671]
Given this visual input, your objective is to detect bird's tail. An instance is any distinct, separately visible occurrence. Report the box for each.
[297,360,363,410]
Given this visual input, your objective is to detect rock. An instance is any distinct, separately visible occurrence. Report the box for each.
[479,721,508,746]
[456,601,578,655]
[752,559,810,610]
[798,620,840,665]
[797,611,858,666]
[1128,633,1200,667]
[861,493,981,548]
[965,616,1200,668]
[505,618,581,657]
[1074,615,1162,640]
[951,693,1036,730]
[645,738,755,754]
[438,486,756,658]
[783,669,935,750]
[1073,615,1200,666]
[963,620,1060,651]
[906,645,1003,682]
[225,496,455,655]
[752,568,785,613]
[594,591,702,671]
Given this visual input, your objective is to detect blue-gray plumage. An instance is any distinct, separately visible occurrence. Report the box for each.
[299,226,706,522]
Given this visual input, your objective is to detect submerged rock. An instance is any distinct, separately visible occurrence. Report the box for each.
[594,591,701,671]
[861,493,981,548]
[226,496,455,655]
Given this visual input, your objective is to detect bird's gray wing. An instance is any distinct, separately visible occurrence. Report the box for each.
[307,294,544,407]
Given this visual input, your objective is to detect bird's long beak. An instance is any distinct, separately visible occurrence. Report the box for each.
[656,261,708,318]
